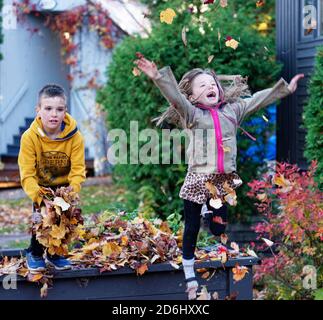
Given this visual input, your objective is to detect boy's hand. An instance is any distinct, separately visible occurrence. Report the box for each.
[134,56,161,80]
[287,74,304,93]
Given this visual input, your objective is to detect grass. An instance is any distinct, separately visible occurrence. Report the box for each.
[79,184,128,215]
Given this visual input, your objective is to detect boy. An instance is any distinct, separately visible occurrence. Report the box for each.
[18,84,86,272]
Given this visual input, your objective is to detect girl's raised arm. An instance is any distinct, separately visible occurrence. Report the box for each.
[134,56,196,125]
[232,74,304,124]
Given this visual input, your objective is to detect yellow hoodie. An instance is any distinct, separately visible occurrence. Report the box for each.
[18,113,86,206]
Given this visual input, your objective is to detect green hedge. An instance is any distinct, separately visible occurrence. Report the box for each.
[98,0,281,221]
[303,46,323,190]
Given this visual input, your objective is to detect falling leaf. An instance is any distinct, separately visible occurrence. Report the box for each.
[221,145,231,153]
[230,242,240,253]
[205,181,220,198]
[132,67,141,77]
[247,248,258,258]
[212,291,219,300]
[225,38,239,50]
[52,197,70,211]
[160,8,176,24]
[40,282,48,298]
[262,237,274,247]
[220,233,228,244]
[256,0,265,8]
[207,55,214,64]
[210,198,223,209]
[202,271,210,279]
[182,26,187,46]
[232,263,249,282]
[220,0,228,7]
[262,115,269,122]
[224,192,237,206]
[136,263,148,275]
[256,193,267,202]
[135,52,144,59]
[197,285,211,300]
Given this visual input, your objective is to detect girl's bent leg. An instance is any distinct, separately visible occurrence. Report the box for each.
[207,201,228,236]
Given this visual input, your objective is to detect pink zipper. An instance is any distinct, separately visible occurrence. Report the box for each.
[210,108,225,174]
[196,103,225,173]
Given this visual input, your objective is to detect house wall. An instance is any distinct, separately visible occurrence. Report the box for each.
[276,0,323,169]
[0,0,69,155]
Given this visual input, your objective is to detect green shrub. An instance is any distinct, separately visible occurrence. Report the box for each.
[303,46,323,190]
[98,0,281,221]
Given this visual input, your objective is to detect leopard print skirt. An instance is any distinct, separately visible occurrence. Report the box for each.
[179,171,243,204]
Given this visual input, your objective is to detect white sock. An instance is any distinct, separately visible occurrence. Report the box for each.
[182,258,198,288]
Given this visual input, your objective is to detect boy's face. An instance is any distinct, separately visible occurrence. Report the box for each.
[36,96,66,133]
[190,73,219,106]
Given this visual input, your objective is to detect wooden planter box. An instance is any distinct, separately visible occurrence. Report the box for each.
[0,249,259,300]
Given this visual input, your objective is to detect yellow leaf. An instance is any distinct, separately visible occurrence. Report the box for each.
[160,8,176,24]
[121,236,129,246]
[225,38,239,50]
[102,242,122,257]
[258,22,268,32]
[137,263,148,275]
[221,145,231,153]
[50,222,66,240]
[82,241,100,253]
[232,264,249,282]
[50,238,62,247]
[30,273,43,282]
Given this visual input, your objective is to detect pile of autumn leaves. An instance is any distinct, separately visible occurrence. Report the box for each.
[0,186,253,299]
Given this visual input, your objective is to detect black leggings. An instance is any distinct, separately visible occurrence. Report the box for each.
[182,199,227,260]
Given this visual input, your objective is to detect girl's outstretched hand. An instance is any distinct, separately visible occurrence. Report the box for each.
[134,54,160,80]
[287,74,304,93]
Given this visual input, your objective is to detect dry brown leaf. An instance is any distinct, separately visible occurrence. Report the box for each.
[136,263,148,275]
[232,263,249,282]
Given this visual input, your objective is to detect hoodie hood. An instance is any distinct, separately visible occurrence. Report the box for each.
[30,112,78,141]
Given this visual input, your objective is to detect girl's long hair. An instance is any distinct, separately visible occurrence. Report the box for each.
[153,68,250,129]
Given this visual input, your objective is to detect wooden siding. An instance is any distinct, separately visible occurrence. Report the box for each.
[276,0,323,169]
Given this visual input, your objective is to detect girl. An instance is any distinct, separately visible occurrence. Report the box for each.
[135,56,303,297]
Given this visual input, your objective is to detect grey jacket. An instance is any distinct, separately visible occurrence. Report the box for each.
[153,66,292,174]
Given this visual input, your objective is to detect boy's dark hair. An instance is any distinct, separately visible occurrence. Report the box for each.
[38,84,67,105]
